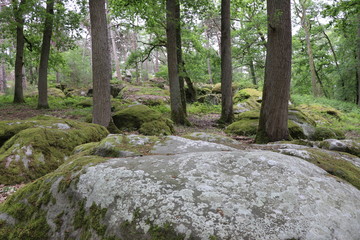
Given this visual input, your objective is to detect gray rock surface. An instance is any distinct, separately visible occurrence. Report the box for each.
[1,136,360,240]
[73,150,360,240]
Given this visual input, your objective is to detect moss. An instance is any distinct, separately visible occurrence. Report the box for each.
[288,120,305,139]
[0,119,109,185]
[305,149,360,190]
[225,119,258,136]
[139,120,175,136]
[235,110,260,120]
[113,105,174,136]
[233,88,262,103]
[311,127,345,141]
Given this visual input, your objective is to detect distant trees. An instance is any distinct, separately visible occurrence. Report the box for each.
[256,0,292,143]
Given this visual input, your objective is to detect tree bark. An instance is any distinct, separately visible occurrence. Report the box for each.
[357,14,360,106]
[205,28,213,84]
[110,27,122,81]
[0,62,5,93]
[37,0,54,109]
[220,0,233,124]
[166,0,187,125]
[256,0,292,143]
[13,0,26,103]
[295,0,321,97]
[175,0,186,114]
[249,58,257,85]
[89,0,112,127]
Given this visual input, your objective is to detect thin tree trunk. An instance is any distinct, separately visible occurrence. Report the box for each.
[175,0,186,114]
[357,14,360,106]
[206,29,213,84]
[89,0,112,127]
[256,0,292,143]
[37,0,55,109]
[0,62,5,92]
[249,58,257,85]
[110,27,121,81]
[22,64,26,89]
[154,49,159,73]
[13,0,26,103]
[166,0,187,125]
[220,0,233,124]
[295,0,321,97]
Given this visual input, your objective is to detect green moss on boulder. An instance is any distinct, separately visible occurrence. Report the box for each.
[311,127,345,141]
[113,105,174,135]
[225,119,258,136]
[0,119,109,185]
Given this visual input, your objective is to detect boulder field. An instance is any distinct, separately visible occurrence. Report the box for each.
[1,133,359,240]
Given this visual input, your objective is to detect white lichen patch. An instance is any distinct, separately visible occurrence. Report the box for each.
[151,136,236,155]
[279,148,311,159]
[76,150,360,240]
[54,123,71,130]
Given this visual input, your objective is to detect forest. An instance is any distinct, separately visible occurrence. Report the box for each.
[0,0,360,239]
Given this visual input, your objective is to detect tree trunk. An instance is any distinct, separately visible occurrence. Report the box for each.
[295,0,321,97]
[220,0,233,124]
[89,0,112,127]
[0,62,5,93]
[256,0,292,143]
[166,0,187,125]
[175,0,186,115]
[37,0,54,109]
[205,29,213,84]
[357,14,360,106]
[13,0,26,103]
[154,50,159,73]
[110,27,122,81]
[249,58,257,85]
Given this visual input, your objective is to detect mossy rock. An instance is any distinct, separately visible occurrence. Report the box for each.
[226,118,305,140]
[211,83,222,93]
[197,94,221,105]
[225,119,258,136]
[235,110,260,120]
[310,127,345,141]
[233,88,262,103]
[0,119,109,185]
[48,88,66,98]
[288,120,306,139]
[76,99,93,108]
[281,148,360,190]
[112,104,174,135]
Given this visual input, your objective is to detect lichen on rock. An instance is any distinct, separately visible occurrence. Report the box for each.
[0,118,109,185]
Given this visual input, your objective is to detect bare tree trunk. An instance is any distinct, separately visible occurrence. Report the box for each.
[256,0,292,143]
[13,0,26,103]
[37,0,54,109]
[220,0,233,124]
[295,0,321,97]
[205,29,213,84]
[154,49,159,73]
[0,62,5,92]
[175,0,186,114]
[110,27,121,81]
[22,64,26,89]
[166,0,187,125]
[249,58,257,85]
[357,14,360,106]
[89,0,112,127]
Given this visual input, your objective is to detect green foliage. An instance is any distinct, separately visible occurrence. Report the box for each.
[187,102,221,114]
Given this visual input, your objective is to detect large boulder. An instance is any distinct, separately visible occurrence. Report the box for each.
[0,118,109,185]
[1,137,359,239]
[318,139,360,157]
[112,104,174,136]
[233,88,262,113]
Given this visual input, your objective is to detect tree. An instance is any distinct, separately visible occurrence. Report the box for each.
[37,0,54,109]
[294,0,322,97]
[256,0,292,143]
[89,0,112,127]
[219,0,233,124]
[166,0,187,124]
[13,0,26,103]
